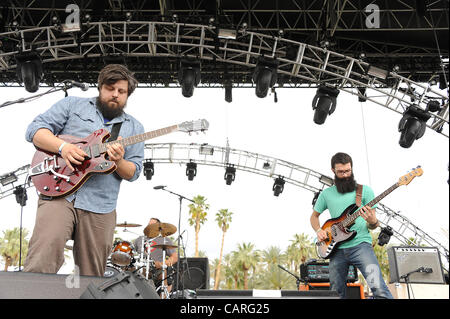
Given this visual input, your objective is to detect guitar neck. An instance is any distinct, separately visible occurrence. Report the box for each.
[343,182,400,226]
[99,124,178,152]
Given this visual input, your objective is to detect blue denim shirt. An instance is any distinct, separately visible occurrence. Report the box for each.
[25,96,145,214]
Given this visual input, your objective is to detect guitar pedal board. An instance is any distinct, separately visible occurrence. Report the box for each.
[300,261,357,283]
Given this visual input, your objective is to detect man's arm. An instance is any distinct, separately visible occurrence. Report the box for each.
[33,128,88,171]
[310,211,328,242]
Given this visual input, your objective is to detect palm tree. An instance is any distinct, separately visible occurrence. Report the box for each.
[187,195,209,257]
[214,208,233,289]
[0,228,29,271]
[256,246,294,290]
[232,242,260,289]
[223,253,241,289]
[286,233,315,273]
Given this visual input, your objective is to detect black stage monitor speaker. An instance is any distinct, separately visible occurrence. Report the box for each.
[0,271,108,299]
[387,246,445,284]
[80,271,159,299]
[173,257,210,290]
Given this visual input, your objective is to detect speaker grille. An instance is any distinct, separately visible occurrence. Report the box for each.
[387,246,445,284]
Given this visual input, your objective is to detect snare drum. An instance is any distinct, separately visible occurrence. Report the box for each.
[111,240,135,266]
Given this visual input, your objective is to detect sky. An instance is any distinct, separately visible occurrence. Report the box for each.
[0,84,448,275]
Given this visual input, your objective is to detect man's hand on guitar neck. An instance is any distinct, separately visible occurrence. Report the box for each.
[360,205,379,229]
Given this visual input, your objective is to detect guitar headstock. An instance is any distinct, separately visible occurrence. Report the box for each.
[178,119,209,133]
[398,166,423,186]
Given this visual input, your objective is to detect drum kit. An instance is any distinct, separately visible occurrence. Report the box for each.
[106,221,178,299]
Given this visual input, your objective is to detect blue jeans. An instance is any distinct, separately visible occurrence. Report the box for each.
[329,242,393,299]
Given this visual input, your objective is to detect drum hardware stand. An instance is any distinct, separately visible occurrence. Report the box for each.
[154,186,194,299]
[278,264,309,291]
[156,243,171,299]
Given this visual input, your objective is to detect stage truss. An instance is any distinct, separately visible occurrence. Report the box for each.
[0,21,448,136]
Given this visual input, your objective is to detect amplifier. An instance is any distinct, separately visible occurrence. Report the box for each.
[299,283,365,299]
[387,246,445,284]
[300,262,357,283]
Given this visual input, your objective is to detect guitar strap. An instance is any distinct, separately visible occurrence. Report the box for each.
[107,122,122,142]
[355,184,363,207]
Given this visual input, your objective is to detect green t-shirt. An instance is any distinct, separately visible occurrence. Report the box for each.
[313,185,377,249]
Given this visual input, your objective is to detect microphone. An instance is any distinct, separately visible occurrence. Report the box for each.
[153,185,166,190]
[65,80,89,91]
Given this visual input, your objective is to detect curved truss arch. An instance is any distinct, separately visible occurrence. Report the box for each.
[144,142,449,271]
[0,21,448,136]
[0,144,448,270]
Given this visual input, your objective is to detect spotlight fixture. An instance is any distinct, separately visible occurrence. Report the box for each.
[252,56,279,98]
[178,58,201,98]
[272,176,285,197]
[377,226,393,246]
[0,173,18,186]
[224,82,232,103]
[312,86,340,124]
[186,161,197,181]
[367,65,389,80]
[143,160,154,180]
[312,191,321,207]
[13,185,27,207]
[199,144,214,155]
[319,175,334,187]
[15,51,43,93]
[426,100,441,113]
[398,105,431,148]
[224,165,236,185]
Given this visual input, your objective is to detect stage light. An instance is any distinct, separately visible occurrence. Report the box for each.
[224,83,232,103]
[13,185,27,207]
[252,56,279,98]
[272,176,285,197]
[367,65,389,80]
[224,165,236,185]
[15,51,43,93]
[312,191,321,207]
[426,100,441,113]
[377,226,393,246]
[312,86,340,124]
[398,105,431,148]
[0,173,18,186]
[143,160,154,180]
[178,58,201,98]
[319,175,334,187]
[186,162,197,181]
[199,144,214,155]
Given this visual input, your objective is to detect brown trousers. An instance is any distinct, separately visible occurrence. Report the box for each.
[23,197,116,277]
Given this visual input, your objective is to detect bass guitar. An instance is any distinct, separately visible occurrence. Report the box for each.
[316,166,423,259]
[29,119,209,198]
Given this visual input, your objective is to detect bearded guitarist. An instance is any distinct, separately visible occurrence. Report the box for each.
[23,64,144,277]
[310,153,393,299]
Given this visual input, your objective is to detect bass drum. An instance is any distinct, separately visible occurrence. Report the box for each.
[103,265,122,278]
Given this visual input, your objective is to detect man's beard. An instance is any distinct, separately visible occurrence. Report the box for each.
[96,96,125,120]
[334,173,357,194]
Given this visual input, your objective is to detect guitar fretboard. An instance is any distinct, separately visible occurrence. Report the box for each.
[98,125,178,153]
[342,183,400,227]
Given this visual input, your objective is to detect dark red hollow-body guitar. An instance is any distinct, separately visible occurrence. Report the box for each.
[29,120,209,198]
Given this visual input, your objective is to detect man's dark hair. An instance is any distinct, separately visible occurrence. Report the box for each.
[331,152,353,169]
[97,64,138,96]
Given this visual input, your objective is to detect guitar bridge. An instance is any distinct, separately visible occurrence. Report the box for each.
[29,155,71,183]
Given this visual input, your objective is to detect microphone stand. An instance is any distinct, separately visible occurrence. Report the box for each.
[277,264,305,291]
[0,82,77,109]
[157,186,194,299]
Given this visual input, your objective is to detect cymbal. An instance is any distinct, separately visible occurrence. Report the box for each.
[144,222,177,237]
[116,222,142,227]
[152,244,178,250]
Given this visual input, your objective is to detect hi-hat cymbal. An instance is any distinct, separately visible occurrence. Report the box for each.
[152,244,178,250]
[144,222,177,237]
[116,222,142,227]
